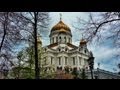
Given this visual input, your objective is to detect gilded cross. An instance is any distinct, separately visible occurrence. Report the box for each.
[60,13,62,21]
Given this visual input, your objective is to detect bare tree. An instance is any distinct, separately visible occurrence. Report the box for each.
[75,12,120,56]
[0,12,49,79]
[0,12,22,76]
[14,12,49,79]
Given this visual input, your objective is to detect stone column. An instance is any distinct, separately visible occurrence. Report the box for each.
[54,56,57,71]
[77,55,79,70]
[62,55,65,70]
[82,58,84,68]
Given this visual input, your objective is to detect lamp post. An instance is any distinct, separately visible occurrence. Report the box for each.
[88,51,94,79]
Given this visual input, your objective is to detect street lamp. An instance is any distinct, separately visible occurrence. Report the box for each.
[87,51,94,79]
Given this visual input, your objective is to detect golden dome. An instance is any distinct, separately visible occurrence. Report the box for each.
[37,35,42,44]
[80,39,87,45]
[51,20,71,32]
[37,38,42,44]
[50,14,72,36]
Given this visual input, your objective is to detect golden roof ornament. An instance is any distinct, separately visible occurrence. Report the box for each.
[80,34,87,45]
[60,13,62,21]
[37,33,42,44]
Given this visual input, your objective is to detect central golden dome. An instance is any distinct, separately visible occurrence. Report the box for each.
[50,14,72,37]
[51,20,71,32]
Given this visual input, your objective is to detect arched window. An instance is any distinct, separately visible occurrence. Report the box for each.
[53,37,54,43]
[86,67,88,70]
[50,39,51,44]
[73,57,75,65]
[58,57,61,65]
[79,57,81,65]
[65,48,67,51]
[69,38,71,43]
[59,36,61,42]
[51,57,53,65]
[65,57,68,65]
[64,37,66,43]
[56,37,58,43]
[59,48,61,52]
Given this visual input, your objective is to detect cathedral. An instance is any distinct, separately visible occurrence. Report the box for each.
[41,15,93,72]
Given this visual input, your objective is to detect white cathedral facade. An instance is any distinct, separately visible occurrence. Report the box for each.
[41,16,93,72]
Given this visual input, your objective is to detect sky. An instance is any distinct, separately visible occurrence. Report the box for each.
[41,12,120,73]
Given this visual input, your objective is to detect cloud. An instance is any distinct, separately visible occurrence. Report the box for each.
[87,43,120,72]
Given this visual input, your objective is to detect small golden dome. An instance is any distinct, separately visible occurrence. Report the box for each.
[80,39,87,45]
[51,21,71,31]
[37,35,42,44]
[37,38,42,44]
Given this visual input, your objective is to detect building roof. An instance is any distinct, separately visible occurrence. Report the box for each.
[67,43,78,49]
[47,43,58,48]
[46,43,78,50]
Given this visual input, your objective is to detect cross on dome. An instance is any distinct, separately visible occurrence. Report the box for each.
[60,13,62,21]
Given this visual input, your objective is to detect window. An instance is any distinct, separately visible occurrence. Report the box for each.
[64,37,66,43]
[69,38,71,43]
[58,57,61,65]
[86,67,88,70]
[59,36,61,43]
[79,57,81,65]
[57,67,62,70]
[65,57,67,65]
[65,48,67,51]
[59,48,61,52]
[56,37,58,43]
[53,37,54,43]
[84,50,87,53]
[84,59,87,65]
[73,57,75,65]
[50,39,51,44]
[51,57,53,65]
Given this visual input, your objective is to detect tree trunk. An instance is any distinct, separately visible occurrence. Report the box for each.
[0,13,8,53]
[34,12,39,79]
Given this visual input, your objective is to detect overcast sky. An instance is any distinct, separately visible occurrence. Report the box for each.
[41,12,120,72]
